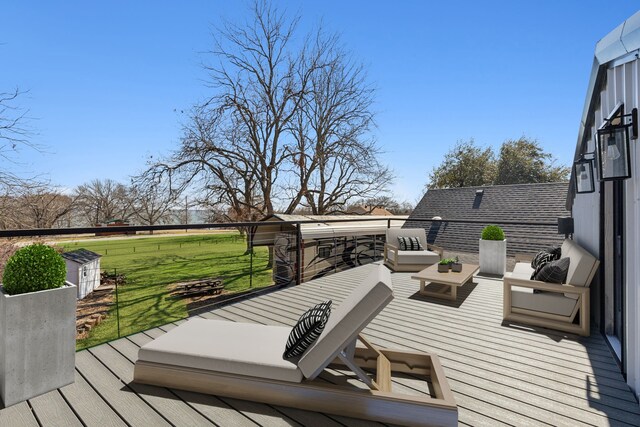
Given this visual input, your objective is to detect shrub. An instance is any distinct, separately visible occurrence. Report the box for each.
[481,225,505,241]
[438,258,456,265]
[2,244,66,295]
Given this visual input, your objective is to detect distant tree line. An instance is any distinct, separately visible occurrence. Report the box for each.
[426,137,570,190]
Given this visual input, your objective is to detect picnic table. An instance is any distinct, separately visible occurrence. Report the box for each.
[169,278,224,298]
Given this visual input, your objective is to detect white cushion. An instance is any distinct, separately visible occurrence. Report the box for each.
[510,262,534,280]
[394,250,440,265]
[297,264,393,379]
[137,318,303,383]
[561,239,597,287]
[511,286,577,317]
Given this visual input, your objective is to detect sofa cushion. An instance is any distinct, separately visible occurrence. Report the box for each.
[283,300,332,360]
[511,286,577,317]
[388,250,440,265]
[510,262,534,280]
[398,236,423,251]
[138,318,304,383]
[561,240,598,287]
[297,264,393,380]
[534,257,570,284]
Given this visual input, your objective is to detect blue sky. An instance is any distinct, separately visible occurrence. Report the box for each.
[2,1,639,204]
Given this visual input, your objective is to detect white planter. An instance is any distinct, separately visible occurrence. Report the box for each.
[0,282,76,407]
[479,239,506,276]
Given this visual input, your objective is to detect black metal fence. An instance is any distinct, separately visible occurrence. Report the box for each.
[0,216,558,349]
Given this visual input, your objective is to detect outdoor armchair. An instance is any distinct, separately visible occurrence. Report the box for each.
[503,239,599,336]
[384,228,443,272]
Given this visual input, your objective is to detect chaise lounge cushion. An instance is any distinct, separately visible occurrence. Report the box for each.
[138,318,304,383]
[297,264,393,380]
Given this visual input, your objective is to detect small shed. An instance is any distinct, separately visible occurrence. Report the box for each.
[61,249,102,300]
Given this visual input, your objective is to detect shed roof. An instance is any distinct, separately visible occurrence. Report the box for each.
[61,249,102,264]
[568,10,640,208]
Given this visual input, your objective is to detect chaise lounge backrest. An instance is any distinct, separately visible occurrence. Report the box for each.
[561,239,598,287]
[297,264,393,380]
[386,228,428,249]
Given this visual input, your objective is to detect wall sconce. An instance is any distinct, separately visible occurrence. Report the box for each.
[573,156,595,194]
[557,217,574,239]
[596,107,636,181]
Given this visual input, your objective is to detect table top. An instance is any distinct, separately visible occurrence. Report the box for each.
[411,263,479,286]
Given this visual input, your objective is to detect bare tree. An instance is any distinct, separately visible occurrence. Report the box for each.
[287,43,391,214]
[129,177,181,226]
[74,179,133,226]
[145,0,392,231]
[197,1,327,217]
[0,88,42,191]
[0,182,76,229]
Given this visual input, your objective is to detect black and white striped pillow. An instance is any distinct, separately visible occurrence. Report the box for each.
[398,236,423,251]
[530,248,561,279]
[283,300,332,360]
[534,257,570,284]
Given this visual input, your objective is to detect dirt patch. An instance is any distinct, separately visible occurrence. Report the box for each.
[76,272,125,339]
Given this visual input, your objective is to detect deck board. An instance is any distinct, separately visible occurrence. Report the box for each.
[0,263,638,426]
[29,391,83,427]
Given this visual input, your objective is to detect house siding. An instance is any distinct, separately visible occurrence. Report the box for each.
[573,53,640,401]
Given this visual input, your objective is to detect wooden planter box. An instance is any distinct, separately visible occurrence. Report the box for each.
[0,283,76,406]
[479,239,506,276]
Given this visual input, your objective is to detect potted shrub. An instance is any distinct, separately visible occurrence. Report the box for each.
[479,225,506,276]
[451,256,463,273]
[437,258,453,273]
[0,244,76,407]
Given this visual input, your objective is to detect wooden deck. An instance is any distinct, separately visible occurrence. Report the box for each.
[1,263,639,426]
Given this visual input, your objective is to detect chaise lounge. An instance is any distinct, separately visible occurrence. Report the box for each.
[503,239,599,336]
[133,264,458,426]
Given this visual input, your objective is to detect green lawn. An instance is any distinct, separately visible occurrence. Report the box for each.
[60,233,272,349]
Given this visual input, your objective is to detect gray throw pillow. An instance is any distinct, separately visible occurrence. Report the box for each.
[534,257,570,284]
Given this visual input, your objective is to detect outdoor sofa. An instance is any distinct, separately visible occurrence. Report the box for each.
[384,228,443,272]
[133,264,458,426]
[503,239,599,336]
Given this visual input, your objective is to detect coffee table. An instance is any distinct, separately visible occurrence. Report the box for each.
[411,263,479,301]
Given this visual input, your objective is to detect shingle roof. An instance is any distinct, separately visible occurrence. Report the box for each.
[61,248,102,264]
[406,182,570,255]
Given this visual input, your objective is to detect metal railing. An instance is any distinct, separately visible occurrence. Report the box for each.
[0,216,560,350]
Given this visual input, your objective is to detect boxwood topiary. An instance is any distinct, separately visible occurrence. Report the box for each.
[481,225,505,241]
[2,244,66,295]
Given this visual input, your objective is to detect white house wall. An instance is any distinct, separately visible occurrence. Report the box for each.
[579,57,640,400]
